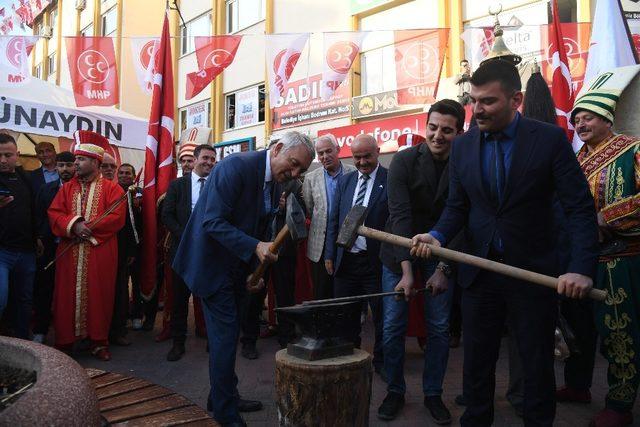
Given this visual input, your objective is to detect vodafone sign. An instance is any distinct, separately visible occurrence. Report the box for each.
[318,112,426,159]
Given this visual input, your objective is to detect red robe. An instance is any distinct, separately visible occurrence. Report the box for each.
[48,175,125,346]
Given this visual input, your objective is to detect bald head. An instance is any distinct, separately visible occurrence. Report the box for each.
[351,134,379,175]
[100,153,117,180]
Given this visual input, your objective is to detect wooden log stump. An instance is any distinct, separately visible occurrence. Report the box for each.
[275,348,372,426]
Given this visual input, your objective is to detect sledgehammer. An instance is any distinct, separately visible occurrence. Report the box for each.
[337,205,607,301]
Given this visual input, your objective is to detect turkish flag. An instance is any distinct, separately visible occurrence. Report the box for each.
[185,35,242,100]
[394,29,449,105]
[140,14,176,299]
[66,36,119,107]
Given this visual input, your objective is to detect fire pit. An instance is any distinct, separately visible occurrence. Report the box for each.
[0,337,100,426]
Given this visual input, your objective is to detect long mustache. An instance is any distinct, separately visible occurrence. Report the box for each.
[577,127,590,134]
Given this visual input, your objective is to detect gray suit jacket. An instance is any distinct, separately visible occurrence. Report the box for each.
[303,162,356,263]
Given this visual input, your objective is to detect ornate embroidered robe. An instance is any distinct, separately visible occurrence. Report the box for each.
[48,175,125,346]
[578,133,640,411]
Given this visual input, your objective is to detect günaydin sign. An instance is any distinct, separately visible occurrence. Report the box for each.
[0,95,148,150]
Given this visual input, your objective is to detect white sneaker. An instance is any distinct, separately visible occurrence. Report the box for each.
[132,319,143,330]
[32,334,45,344]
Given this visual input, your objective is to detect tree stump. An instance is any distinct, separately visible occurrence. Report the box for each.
[275,348,372,427]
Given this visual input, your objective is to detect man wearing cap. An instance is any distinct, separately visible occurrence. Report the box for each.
[178,143,197,175]
[571,90,640,427]
[48,131,126,361]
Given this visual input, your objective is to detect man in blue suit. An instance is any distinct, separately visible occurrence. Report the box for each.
[325,134,389,374]
[411,60,599,426]
[172,131,314,427]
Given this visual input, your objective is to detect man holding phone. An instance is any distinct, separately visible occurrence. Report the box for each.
[0,133,36,339]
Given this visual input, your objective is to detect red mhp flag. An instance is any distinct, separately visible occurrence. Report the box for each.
[185,35,242,100]
[549,0,575,141]
[394,29,449,105]
[140,14,176,299]
[65,37,119,107]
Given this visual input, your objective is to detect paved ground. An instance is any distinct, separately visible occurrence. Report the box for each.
[74,306,638,426]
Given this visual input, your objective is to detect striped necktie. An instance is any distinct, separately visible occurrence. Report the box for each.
[354,174,370,206]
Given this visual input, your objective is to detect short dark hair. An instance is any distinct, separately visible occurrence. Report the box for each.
[119,163,136,175]
[428,99,466,132]
[56,151,75,163]
[0,133,16,146]
[193,144,215,159]
[460,59,469,65]
[470,59,521,94]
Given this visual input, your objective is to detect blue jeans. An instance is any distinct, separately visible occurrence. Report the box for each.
[382,263,453,396]
[0,248,36,339]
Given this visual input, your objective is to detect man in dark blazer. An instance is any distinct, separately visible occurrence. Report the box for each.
[30,141,58,196]
[412,60,599,426]
[32,151,75,343]
[172,131,314,427]
[325,134,389,373]
[377,100,465,423]
[161,144,216,361]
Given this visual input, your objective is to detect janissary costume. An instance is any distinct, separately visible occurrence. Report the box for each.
[572,88,640,419]
[48,131,125,357]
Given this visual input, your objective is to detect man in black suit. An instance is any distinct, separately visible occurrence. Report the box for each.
[30,141,58,196]
[325,134,389,373]
[377,100,465,423]
[412,60,599,426]
[32,151,76,343]
[109,163,142,346]
[161,144,216,361]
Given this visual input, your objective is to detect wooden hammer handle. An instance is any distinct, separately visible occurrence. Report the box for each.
[358,225,607,302]
[247,225,291,290]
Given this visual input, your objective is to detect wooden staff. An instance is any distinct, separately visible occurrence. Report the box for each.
[44,185,135,271]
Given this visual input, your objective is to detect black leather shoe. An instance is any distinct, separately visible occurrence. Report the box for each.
[238,399,263,412]
[377,392,405,420]
[454,394,467,406]
[424,395,452,425]
[241,342,258,360]
[166,342,185,361]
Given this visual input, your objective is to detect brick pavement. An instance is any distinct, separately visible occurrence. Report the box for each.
[75,308,638,426]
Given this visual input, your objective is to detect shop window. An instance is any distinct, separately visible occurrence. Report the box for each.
[101,7,117,36]
[34,63,42,79]
[361,45,398,95]
[180,13,211,56]
[49,8,58,30]
[225,84,265,130]
[179,109,187,137]
[226,0,265,33]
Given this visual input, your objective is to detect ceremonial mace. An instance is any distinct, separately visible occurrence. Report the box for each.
[44,185,137,271]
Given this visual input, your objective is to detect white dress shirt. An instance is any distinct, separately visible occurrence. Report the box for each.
[349,164,379,253]
[191,171,206,211]
[264,149,272,188]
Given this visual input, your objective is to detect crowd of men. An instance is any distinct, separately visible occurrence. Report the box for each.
[0,58,638,427]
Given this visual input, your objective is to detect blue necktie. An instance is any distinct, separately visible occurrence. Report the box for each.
[354,174,370,206]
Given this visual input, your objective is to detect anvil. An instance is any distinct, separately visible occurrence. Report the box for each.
[276,301,362,361]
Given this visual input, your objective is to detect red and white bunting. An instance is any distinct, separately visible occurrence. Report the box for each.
[185,35,242,100]
[130,37,160,94]
[140,13,176,300]
[265,33,309,106]
[394,29,449,105]
[65,36,119,107]
[549,0,575,142]
[0,36,37,87]
[321,31,366,100]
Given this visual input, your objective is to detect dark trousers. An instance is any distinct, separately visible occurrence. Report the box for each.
[32,245,56,335]
[240,282,266,345]
[203,270,248,424]
[560,298,597,390]
[334,251,383,367]
[272,255,296,345]
[110,256,131,339]
[461,271,557,427]
[311,251,333,300]
[171,270,193,344]
[129,260,143,320]
[450,280,463,338]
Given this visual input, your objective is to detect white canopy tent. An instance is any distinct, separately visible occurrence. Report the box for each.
[0,77,147,169]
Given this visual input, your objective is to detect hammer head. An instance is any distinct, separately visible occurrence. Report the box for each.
[337,205,367,248]
[286,193,307,241]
